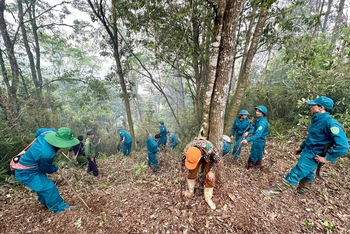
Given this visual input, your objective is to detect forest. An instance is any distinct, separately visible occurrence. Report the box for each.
[0,0,350,233]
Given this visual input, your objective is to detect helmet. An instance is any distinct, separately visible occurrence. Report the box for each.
[238,110,249,115]
[223,135,231,143]
[255,105,268,115]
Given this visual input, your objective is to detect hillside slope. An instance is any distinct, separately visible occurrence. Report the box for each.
[1,138,349,233]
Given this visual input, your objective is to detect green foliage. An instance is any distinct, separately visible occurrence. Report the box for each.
[244,31,350,132]
[134,161,148,176]
[321,220,336,232]
[301,221,314,227]
[98,182,111,188]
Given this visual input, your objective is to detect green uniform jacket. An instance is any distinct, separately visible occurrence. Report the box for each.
[84,138,96,158]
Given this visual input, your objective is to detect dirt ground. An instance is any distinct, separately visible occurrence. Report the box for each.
[1,138,349,234]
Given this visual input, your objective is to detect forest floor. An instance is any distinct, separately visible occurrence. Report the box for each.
[1,137,350,234]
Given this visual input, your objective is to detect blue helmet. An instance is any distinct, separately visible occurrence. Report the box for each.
[238,110,249,115]
[117,126,123,130]
[159,121,164,125]
[255,105,268,115]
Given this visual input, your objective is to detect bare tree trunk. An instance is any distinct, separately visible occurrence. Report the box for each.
[321,0,333,32]
[224,4,257,135]
[0,0,20,126]
[202,0,226,139]
[18,0,40,92]
[201,0,244,185]
[331,0,345,44]
[87,0,136,147]
[111,1,136,147]
[225,4,270,135]
[28,0,43,90]
[190,0,202,116]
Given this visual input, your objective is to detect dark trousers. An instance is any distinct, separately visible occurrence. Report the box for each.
[87,157,98,176]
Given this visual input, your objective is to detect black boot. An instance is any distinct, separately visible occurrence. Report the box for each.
[153,165,158,173]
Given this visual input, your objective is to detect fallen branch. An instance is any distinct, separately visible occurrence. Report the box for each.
[60,173,91,211]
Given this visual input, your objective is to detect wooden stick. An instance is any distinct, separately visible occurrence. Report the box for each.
[60,173,91,211]
[61,152,71,161]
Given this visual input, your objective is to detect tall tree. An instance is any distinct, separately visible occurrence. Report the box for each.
[17,0,42,97]
[0,0,20,127]
[331,0,345,44]
[87,0,136,145]
[224,0,276,135]
[202,0,244,169]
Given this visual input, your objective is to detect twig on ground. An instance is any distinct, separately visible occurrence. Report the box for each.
[60,173,91,211]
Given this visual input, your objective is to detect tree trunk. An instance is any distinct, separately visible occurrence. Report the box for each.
[111,1,136,148]
[202,0,226,139]
[86,0,137,147]
[331,0,345,44]
[225,4,257,134]
[201,0,244,185]
[28,0,43,91]
[0,0,20,126]
[225,4,270,135]
[18,0,41,93]
[321,0,333,32]
[190,0,201,116]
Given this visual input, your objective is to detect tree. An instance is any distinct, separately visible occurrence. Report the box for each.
[0,0,20,127]
[199,0,245,184]
[224,0,276,135]
[86,0,136,145]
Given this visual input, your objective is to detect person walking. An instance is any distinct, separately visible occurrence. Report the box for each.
[262,96,349,197]
[180,138,220,210]
[11,127,79,212]
[85,130,101,176]
[117,126,133,156]
[146,134,160,173]
[158,121,167,149]
[241,106,269,169]
[230,110,254,161]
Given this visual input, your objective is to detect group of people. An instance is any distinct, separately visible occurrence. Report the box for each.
[181,96,348,210]
[146,121,182,173]
[9,96,349,213]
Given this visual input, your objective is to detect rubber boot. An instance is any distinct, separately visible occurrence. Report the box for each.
[183,179,195,198]
[204,187,216,210]
[261,179,293,197]
[296,178,312,195]
[153,165,158,173]
[255,159,263,169]
[246,159,255,169]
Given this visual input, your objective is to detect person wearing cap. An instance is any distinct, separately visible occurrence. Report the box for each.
[230,110,254,161]
[262,96,349,197]
[158,121,167,149]
[13,127,79,212]
[117,126,133,156]
[167,131,181,150]
[146,134,160,172]
[85,130,101,176]
[67,135,87,167]
[241,106,269,169]
[222,135,231,156]
[180,138,220,210]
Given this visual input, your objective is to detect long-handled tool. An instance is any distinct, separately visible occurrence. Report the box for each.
[60,173,91,210]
